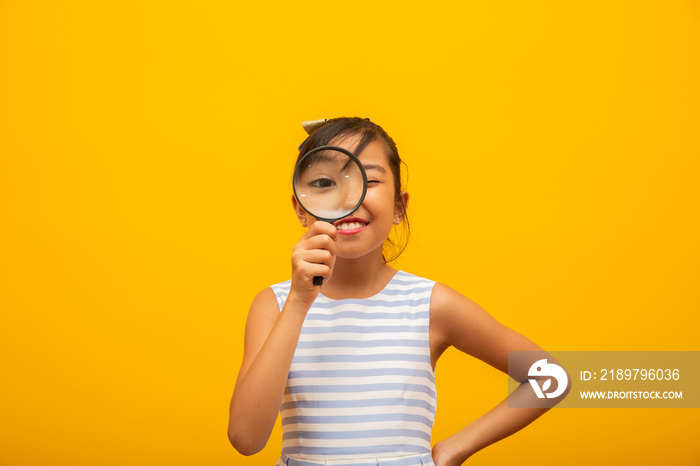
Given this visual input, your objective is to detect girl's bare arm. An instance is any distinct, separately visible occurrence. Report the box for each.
[429,283,569,465]
[228,221,337,455]
[227,288,310,455]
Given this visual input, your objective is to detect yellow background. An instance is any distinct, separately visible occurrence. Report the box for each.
[1,1,699,465]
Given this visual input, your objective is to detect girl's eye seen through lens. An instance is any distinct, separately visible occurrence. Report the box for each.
[310,178,335,188]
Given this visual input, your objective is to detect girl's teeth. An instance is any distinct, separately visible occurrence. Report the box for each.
[337,222,365,230]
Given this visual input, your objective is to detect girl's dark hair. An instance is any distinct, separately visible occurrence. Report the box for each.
[295,117,410,263]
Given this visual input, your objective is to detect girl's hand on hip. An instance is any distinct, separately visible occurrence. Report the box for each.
[289,220,337,307]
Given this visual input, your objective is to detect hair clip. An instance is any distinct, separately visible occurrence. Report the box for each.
[301,119,328,135]
[298,119,326,150]
[298,118,372,150]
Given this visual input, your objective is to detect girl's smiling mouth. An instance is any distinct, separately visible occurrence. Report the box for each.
[334,217,369,234]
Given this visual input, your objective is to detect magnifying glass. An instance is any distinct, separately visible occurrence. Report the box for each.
[293,145,368,286]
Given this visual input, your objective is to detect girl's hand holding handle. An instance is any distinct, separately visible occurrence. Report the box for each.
[289,220,337,308]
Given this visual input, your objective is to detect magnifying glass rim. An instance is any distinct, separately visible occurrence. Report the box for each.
[292,145,368,223]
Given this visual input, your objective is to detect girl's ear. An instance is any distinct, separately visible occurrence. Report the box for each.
[394,191,409,224]
[291,195,308,227]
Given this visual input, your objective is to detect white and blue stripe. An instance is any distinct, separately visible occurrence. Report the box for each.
[272,271,437,466]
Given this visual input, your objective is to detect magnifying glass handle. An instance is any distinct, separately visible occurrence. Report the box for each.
[313,276,323,286]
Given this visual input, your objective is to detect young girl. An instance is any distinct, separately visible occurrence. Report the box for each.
[228,117,564,466]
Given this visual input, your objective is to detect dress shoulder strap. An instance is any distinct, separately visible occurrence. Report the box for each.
[269,279,292,312]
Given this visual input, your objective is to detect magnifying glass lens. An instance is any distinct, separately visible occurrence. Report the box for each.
[293,147,366,221]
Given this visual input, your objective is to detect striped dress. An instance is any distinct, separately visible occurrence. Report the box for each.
[271,270,437,466]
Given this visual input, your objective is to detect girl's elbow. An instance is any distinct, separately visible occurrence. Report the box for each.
[228,425,265,456]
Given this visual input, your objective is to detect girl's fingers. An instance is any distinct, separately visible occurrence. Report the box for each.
[301,249,335,266]
[290,220,338,297]
[302,234,337,257]
[301,263,333,281]
[303,221,338,242]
